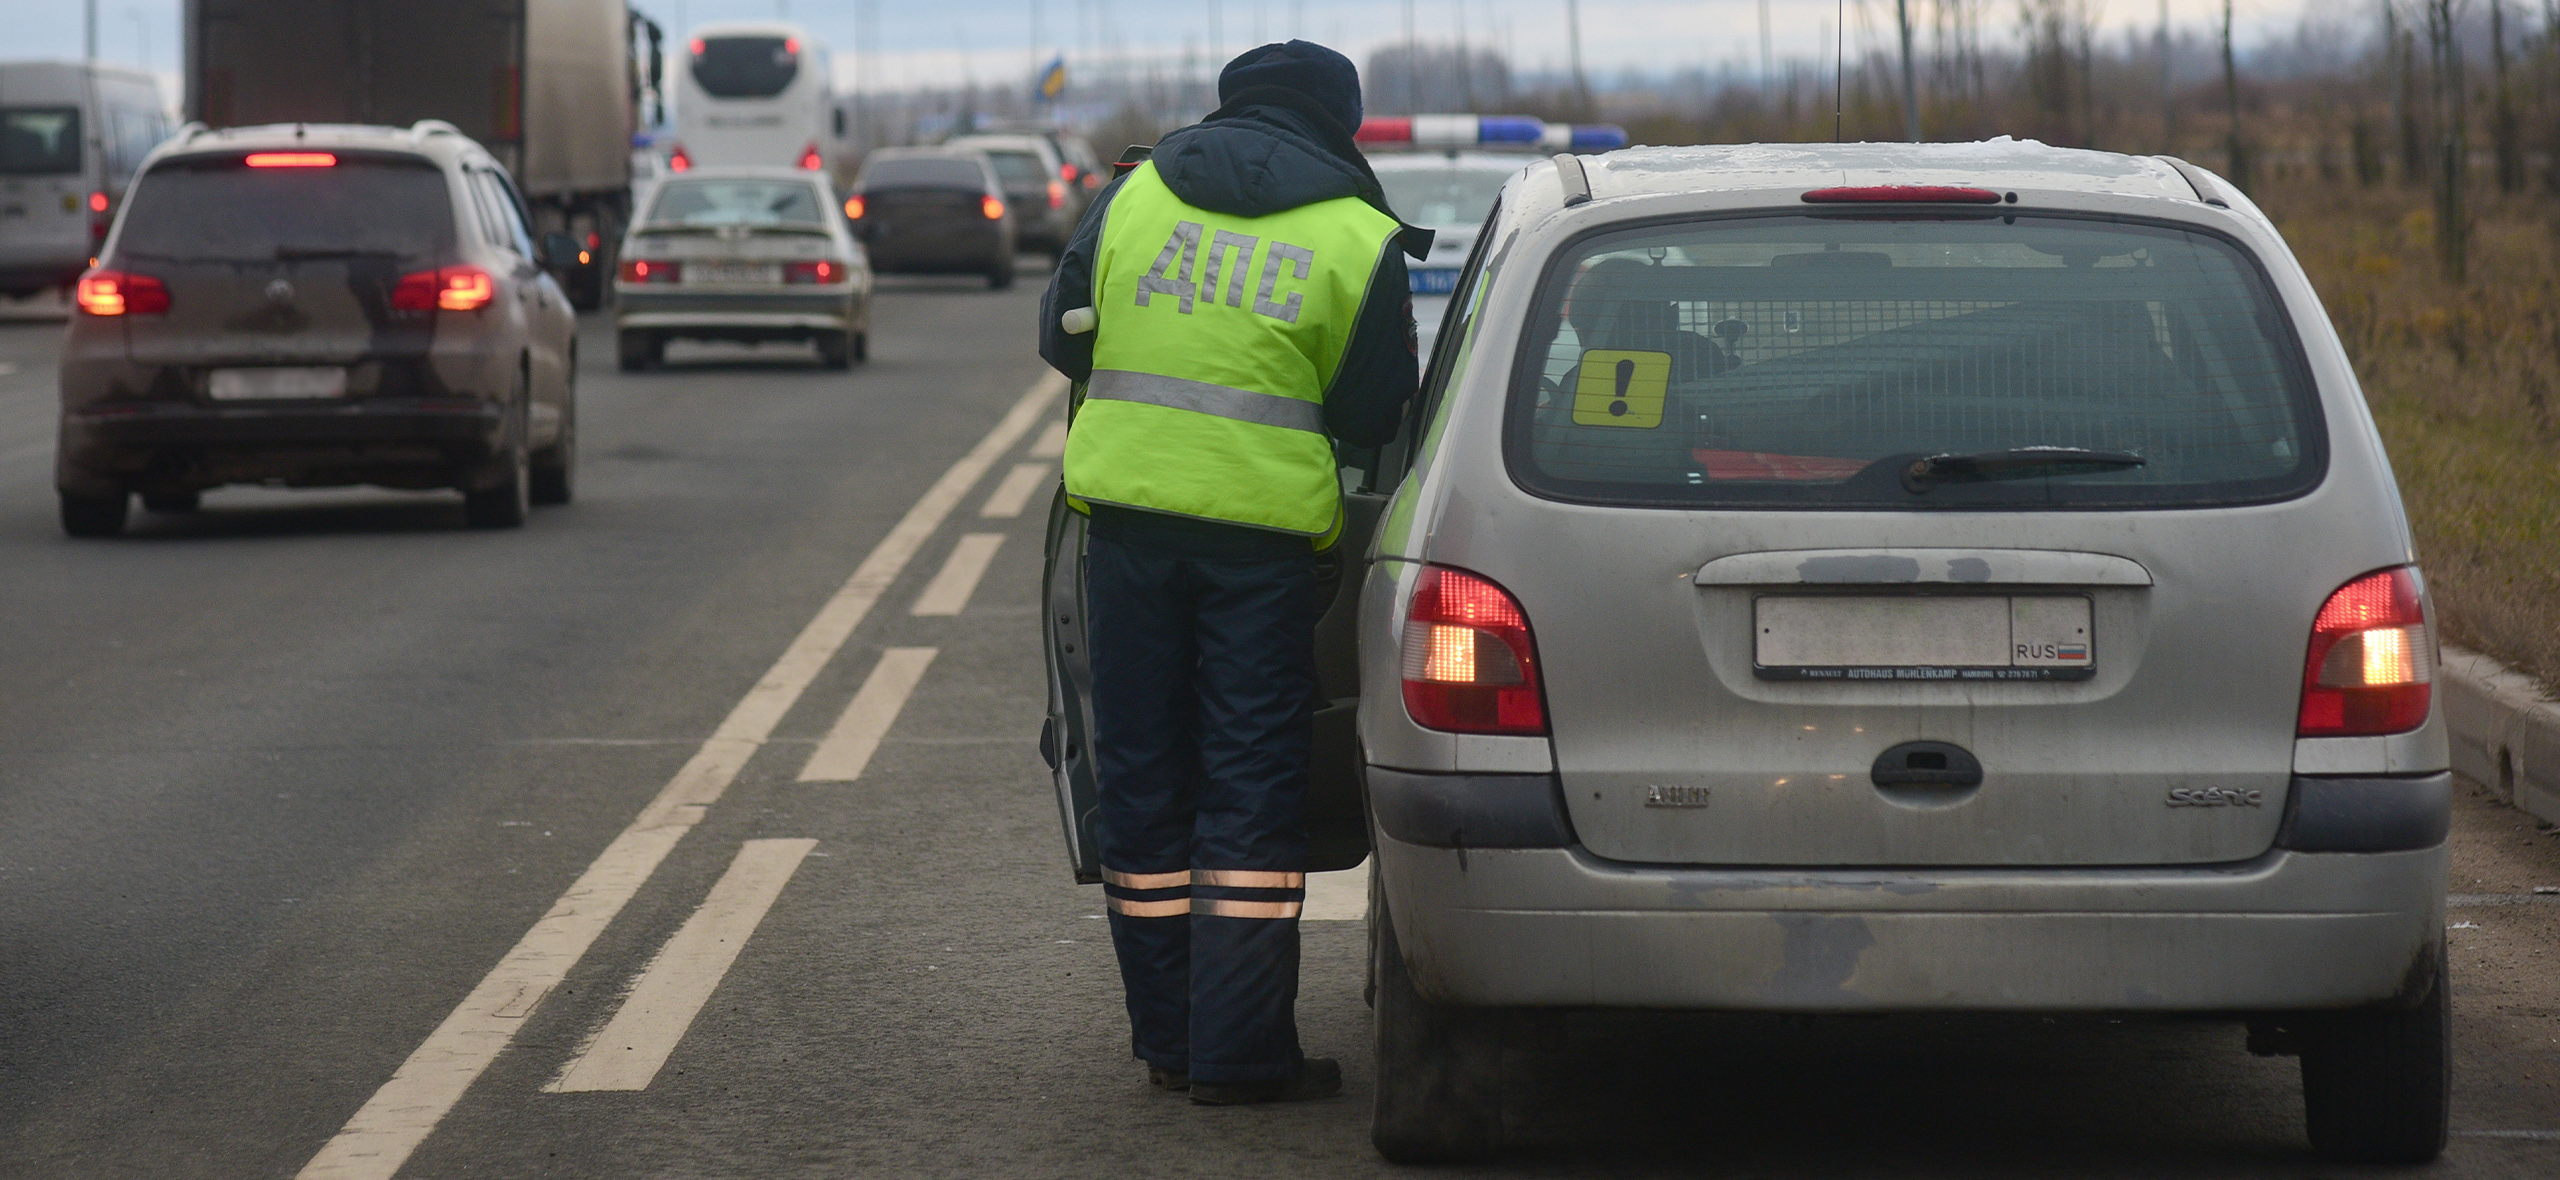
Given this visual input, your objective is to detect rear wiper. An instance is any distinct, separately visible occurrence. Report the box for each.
[1900,447,2145,493]
[274,247,404,260]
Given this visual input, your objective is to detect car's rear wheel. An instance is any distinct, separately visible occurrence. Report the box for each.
[59,491,128,538]
[464,391,531,529]
[987,260,1015,290]
[2300,944,2450,1164]
[617,330,659,372]
[1371,900,1507,1163]
[141,491,201,513]
[531,370,575,507]
[852,330,869,362]
[815,329,853,370]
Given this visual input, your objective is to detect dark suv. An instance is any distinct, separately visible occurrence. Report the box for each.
[56,120,580,536]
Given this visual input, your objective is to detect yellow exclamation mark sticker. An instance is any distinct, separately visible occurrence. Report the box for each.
[1571,349,1670,428]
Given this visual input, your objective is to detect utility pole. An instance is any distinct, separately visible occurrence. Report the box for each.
[1566,0,1589,116]
[84,0,97,62]
[2159,0,2174,151]
[1758,0,1773,98]
[1403,0,1417,113]
[1896,0,1921,140]
[2220,0,2248,191]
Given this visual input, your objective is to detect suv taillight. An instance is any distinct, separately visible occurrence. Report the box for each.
[1401,565,1547,735]
[784,260,842,283]
[2298,566,2433,737]
[75,269,169,316]
[392,266,495,313]
[1047,179,1067,209]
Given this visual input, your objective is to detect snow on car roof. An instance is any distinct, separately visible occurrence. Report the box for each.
[1583,138,2197,204]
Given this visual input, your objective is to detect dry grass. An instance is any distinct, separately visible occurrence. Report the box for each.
[2257,179,2560,689]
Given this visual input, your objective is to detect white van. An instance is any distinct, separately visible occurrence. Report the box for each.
[667,23,844,179]
[0,61,171,298]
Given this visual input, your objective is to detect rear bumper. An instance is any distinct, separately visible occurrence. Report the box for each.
[1371,766,2448,1014]
[614,288,856,335]
[58,398,504,492]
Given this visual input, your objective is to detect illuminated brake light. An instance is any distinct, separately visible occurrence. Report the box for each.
[86,191,108,213]
[75,269,169,316]
[391,266,496,312]
[2298,567,2434,737]
[784,260,840,283]
[1400,566,1547,735]
[245,152,337,168]
[843,194,866,219]
[668,144,692,172]
[616,259,679,284]
[1046,179,1066,209]
[1059,163,1077,182]
[1802,185,2003,204]
[798,142,823,171]
[689,37,706,55]
[981,194,1006,220]
[782,37,799,54]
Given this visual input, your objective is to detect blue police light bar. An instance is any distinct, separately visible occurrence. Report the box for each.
[1356,115,1629,152]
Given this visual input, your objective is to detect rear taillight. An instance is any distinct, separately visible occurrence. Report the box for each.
[981,194,1006,220]
[86,191,108,213]
[1401,565,1547,735]
[392,266,496,312]
[2298,566,2433,737]
[616,259,679,284]
[1060,163,1077,182]
[784,260,841,283]
[843,195,866,220]
[797,142,823,171]
[668,144,692,172]
[1046,179,1066,209]
[75,269,169,316]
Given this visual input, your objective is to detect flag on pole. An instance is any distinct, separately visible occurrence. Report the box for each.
[1034,55,1068,103]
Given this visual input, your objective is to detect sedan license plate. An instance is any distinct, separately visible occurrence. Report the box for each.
[687,262,782,285]
[1754,595,2093,681]
[208,367,347,400]
[1409,267,1460,295]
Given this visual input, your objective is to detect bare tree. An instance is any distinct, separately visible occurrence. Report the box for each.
[2489,0,2522,191]
[2424,0,2467,281]
[2222,0,2251,190]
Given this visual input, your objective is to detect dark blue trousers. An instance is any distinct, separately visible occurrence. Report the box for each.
[1087,534,1318,1084]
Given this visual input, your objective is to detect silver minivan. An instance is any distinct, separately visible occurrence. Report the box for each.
[1042,141,2448,1167]
[1,60,171,299]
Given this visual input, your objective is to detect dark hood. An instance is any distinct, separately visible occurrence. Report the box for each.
[1149,85,1432,258]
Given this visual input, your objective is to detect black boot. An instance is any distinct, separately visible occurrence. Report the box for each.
[1189,1057,1342,1106]
[1148,1065,1189,1092]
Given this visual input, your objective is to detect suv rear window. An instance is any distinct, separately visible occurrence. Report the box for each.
[859,156,984,191]
[693,36,800,99]
[1,107,81,174]
[1508,213,2324,509]
[977,150,1048,188]
[114,155,455,263]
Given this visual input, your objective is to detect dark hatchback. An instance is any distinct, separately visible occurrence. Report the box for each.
[56,122,579,535]
[844,147,1016,288]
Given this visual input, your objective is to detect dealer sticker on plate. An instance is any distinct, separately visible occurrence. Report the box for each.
[1753,595,2094,681]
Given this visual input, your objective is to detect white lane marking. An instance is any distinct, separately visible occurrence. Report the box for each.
[1301,858,1370,922]
[2457,1130,2560,1140]
[545,839,819,1092]
[296,372,1063,1180]
[978,461,1051,518]
[909,533,1005,617]
[796,647,938,782]
[0,442,47,466]
[1027,418,1067,459]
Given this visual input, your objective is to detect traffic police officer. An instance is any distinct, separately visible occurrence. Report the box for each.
[1039,41,1423,1104]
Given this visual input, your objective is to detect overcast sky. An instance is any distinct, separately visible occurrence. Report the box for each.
[9,0,2345,99]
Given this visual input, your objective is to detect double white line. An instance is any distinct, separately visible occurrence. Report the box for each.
[298,373,1065,1180]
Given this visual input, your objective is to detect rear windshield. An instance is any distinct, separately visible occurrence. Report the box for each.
[1379,165,1515,231]
[114,155,455,263]
[646,179,826,227]
[978,150,1048,188]
[1,107,81,174]
[693,36,799,99]
[1507,213,2324,509]
[859,156,983,191]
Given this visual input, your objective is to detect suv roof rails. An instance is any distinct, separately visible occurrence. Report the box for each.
[410,120,464,144]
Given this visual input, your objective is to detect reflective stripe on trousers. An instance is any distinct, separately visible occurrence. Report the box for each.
[1084,369,1325,435]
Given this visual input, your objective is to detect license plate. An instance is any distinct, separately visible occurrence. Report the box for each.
[1754,595,2093,681]
[1410,267,1460,295]
[208,367,347,400]
[687,263,781,285]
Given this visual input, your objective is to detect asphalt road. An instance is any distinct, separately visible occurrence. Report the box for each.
[1,276,2555,1178]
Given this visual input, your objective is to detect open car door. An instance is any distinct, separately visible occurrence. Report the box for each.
[1039,416,1389,882]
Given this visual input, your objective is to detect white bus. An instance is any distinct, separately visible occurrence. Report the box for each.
[668,22,844,179]
[1,61,171,299]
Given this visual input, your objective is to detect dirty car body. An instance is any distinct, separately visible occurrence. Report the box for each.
[1349,141,2450,1163]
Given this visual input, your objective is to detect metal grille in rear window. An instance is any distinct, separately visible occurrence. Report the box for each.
[1506,214,2325,509]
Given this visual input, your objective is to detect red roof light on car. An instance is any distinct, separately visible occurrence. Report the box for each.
[689,38,706,55]
[1801,185,2003,203]
[245,152,338,168]
[668,144,692,172]
[798,142,824,171]
[782,37,799,54]
[1401,565,1547,735]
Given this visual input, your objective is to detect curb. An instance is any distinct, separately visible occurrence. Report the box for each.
[2441,644,2560,828]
